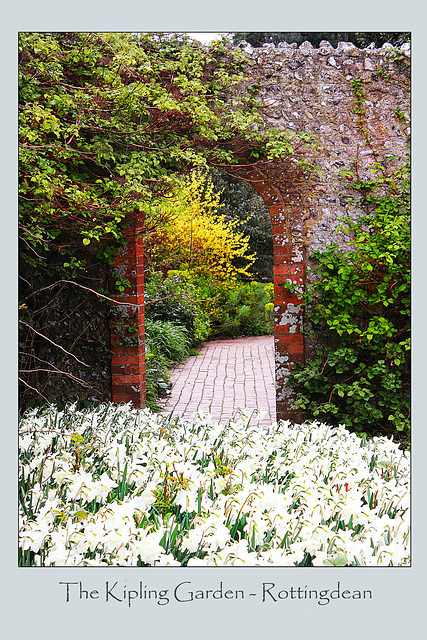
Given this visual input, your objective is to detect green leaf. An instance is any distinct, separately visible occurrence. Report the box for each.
[74,510,88,520]
[324,553,348,567]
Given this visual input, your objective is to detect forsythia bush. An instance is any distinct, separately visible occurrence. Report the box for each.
[19,404,410,567]
[144,172,256,282]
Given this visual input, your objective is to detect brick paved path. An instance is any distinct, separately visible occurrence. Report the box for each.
[160,335,276,428]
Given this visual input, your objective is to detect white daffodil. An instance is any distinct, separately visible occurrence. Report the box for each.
[134,530,166,565]
[19,405,410,566]
[182,525,206,553]
[174,487,198,513]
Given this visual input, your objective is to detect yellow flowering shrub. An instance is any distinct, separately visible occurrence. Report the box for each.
[144,172,256,282]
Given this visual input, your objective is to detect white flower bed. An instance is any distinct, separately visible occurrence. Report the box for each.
[19,404,410,566]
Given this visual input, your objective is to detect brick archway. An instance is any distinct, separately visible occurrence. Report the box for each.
[110,162,307,422]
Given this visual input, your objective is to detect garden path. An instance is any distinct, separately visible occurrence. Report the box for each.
[159,335,276,429]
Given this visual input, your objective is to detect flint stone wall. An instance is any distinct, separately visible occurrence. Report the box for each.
[239,39,410,251]
[230,40,410,419]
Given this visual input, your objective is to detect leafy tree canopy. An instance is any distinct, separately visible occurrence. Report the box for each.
[210,170,273,280]
[19,31,306,272]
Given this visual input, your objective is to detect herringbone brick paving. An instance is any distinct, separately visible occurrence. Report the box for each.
[160,335,276,428]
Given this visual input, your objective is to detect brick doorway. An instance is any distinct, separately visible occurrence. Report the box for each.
[110,165,306,422]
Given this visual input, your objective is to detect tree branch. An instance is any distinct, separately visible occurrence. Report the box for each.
[21,279,205,307]
[18,377,50,403]
[19,368,97,390]
[19,321,89,367]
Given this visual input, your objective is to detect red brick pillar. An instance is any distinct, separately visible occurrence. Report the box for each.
[233,167,306,423]
[110,218,146,407]
[270,204,305,423]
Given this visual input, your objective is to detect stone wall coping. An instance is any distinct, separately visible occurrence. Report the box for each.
[236,40,411,58]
